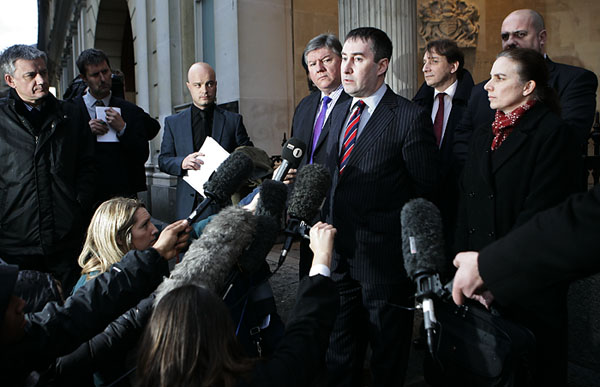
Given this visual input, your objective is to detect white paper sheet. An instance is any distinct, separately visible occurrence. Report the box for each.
[95,106,122,142]
[183,136,230,196]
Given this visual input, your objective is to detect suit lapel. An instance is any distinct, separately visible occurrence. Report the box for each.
[178,108,195,152]
[491,105,544,173]
[212,107,225,144]
[314,91,350,155]
[344,87,396,169]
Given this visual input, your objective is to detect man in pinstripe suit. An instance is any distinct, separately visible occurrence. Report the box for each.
[324,27,439,386]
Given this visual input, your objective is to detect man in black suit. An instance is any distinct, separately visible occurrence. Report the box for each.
[158,62,252,220]
[75,49,160,208]
[452,183,600,306]
[291,33,350,278]
[454,9,598,163]
[324,27,439,386]
[413,39,474,251]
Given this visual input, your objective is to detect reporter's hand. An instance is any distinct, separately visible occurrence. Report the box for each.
[104,108,125,132]
[283,168,297,184]
[309,222,336,269]
[242,192,260,214]
[153,220,191,260]
[89,119,109,135]
[182,152,204,170]
[452,251,492,306]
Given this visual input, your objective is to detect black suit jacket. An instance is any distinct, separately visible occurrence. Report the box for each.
[455,103,580,252]
[454,56,598,163]
[74,95,158,204]
[158,106,252,220]
[324,86,439,283]
[291,89,350,167]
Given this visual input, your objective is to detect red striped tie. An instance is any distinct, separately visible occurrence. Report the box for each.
[339,100,366,174]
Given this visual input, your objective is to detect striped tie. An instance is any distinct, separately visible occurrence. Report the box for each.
[339,100,365,174]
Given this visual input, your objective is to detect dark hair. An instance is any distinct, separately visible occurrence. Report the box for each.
[0,45,47,76]
[425,39,464,74]
[136,285,253,387]
[76,48,111,76]
[497,48,560,114]
[303,33,342,62]
[345,27,393,63]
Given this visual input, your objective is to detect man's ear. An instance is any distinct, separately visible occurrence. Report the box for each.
[450,61,459,74]
[377,58,389,77]
[4,74,15,88]
[523,80,536,97]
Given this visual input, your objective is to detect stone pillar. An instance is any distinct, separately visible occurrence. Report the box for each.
[338,0,418,98]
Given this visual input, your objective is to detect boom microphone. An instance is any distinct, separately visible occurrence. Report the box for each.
[156,206,257,301]
[279,163,331,265]
[272,137,307,181]
[186,151,254,223]
[400,198,446,357]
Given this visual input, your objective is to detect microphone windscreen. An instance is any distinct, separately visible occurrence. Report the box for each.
[255,179,288,226]
[281,137,307,169]
[237,215,279,275]
[400,198,445,281]
[288,163,331,222]
[155,206,256,302]
[204,151,254,205]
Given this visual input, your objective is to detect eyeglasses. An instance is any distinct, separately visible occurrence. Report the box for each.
[501,30,529,41]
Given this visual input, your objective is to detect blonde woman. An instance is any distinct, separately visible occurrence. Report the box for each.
[73,197,158,292]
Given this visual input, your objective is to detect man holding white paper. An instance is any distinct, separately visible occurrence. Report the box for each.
[159,62,253,220]
[75,49,160,208]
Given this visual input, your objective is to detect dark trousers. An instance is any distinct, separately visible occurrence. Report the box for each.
[326,272,414,387]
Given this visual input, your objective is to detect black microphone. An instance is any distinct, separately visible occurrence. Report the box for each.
[186,151,254,223]
[156,206,257,300]
[272,137,307,181]
[279,163,331,266]
[400,198,446,357]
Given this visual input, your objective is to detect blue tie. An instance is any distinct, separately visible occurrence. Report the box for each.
[310,96,332,164]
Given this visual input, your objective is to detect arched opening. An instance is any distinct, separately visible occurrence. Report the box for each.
[94,0,136,102]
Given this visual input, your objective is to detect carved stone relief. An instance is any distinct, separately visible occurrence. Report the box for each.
[418,0,480,47]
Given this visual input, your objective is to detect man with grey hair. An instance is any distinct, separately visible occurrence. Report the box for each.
[0,44,95,292]
[290,33,350,278]
[454,9,598,162]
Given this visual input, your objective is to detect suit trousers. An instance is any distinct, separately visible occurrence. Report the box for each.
[326,271,414,387]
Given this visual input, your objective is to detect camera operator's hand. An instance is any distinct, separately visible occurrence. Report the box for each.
[452,251,494,308]
[153,220,191,260]
[309,222,336,269]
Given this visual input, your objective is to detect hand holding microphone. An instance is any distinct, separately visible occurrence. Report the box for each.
[272,138,306,182]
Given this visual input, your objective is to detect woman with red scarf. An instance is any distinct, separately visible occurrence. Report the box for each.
[455,48,581,385]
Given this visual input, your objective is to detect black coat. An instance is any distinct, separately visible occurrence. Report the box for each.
[291,89,350,167]
[74,95,159,205]
[0,248,169,385]
[238,274,339,387]
[0,90,95,257]
[413,70,474,253]
[455,103,581,384]
[454,56,598,164]
[456,103,580,252]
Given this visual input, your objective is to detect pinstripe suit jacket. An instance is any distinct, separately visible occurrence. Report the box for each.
[324,85,440,283]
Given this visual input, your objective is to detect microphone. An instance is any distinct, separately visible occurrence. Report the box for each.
[186,151,254,223]
[156,206,257,301]
[272,137,307,181]
[400,198,446,357]
[279,163,331,266]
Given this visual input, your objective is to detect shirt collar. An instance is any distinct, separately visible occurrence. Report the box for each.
[351,83,387,112]
[321,84,343,101]
[83,90,111,107]
[434,79,458,99]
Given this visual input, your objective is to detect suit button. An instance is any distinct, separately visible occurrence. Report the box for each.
[488,194,494,199]
[468,228,476,234]
[468,192,475,198]
[488,231,495,237]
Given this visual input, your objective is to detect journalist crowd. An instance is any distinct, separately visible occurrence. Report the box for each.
[1,7,599,387]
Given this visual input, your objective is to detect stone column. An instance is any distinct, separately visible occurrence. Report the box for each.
[338,0,418,98]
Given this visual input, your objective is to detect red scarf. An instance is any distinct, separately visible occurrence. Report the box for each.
[491,100,536,151]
